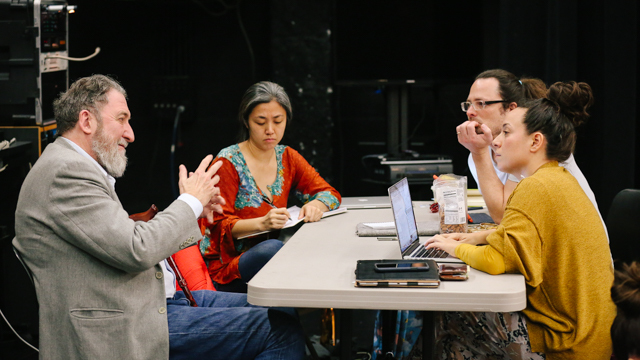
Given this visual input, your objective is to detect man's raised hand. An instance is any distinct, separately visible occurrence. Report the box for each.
[178,155,223,208]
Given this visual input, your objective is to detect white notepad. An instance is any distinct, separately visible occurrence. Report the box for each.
[238,205,348,239]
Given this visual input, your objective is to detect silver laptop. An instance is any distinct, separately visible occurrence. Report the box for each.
[340,196,391,209]
[388,178,464,263]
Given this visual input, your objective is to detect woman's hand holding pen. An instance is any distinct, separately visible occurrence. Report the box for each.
[260,194,291,230]
[260,208,291,230]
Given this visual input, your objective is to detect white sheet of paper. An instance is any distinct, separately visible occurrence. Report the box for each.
[362,221,396,230]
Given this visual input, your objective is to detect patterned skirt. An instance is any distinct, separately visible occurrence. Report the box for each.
[434,311,546,360]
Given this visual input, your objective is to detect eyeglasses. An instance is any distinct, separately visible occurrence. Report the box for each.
[460,100,508,112]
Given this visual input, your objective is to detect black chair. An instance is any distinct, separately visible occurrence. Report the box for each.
[0,246,39,353]
[606,189,640,269]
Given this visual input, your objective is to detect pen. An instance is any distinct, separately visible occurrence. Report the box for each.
[261,194,292,221]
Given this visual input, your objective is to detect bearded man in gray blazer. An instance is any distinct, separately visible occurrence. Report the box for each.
[13,75,305,360]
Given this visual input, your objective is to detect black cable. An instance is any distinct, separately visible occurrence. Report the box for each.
[189,0,254,82]
[20,0,32,26]
[170,106,186,199]
[26,0,31,24]
[386,88,430,157]
[190,0,234,17]
[216,0,233,9]
[401,100,428,152]
[147,111,165,202]
[235,0,255,82]
[0,308,39,353]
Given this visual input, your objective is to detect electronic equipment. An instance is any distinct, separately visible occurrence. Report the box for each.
[0,124,58,164]
[363,154,453,185]
[0,0,77,126]
[388,177,464,263]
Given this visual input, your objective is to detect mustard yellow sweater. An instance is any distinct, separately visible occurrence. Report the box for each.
[455,162,615,359]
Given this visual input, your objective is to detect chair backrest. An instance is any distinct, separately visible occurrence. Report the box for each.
[129,204,214,292]
[171,245,214,291]
[4,245,40,352]
[13,246,34,285]
[606,189,640,268]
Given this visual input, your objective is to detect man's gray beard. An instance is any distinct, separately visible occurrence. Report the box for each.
[92,126,128,178]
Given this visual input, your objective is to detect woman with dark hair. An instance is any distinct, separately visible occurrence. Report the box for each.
[611,261,640,360]
[458,70,603,226]
[426,81,615,359]
[199,81,341,293]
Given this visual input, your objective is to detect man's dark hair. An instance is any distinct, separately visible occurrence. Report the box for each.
[476,69,547,109]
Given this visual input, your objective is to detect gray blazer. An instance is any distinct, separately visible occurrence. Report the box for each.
[13,138,202,359]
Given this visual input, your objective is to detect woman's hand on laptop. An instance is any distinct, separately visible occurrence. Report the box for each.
[424,235,460,256]
[425,230,493,255]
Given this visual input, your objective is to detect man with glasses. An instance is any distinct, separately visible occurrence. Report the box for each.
[455,69,602,226]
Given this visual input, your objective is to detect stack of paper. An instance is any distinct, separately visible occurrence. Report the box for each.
[467,189,486,208]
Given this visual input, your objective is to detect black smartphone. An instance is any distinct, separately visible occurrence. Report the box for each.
[374,262,430,272]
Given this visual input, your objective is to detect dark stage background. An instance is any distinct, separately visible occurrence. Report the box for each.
[60,0,638,218]
[1,1,638,357]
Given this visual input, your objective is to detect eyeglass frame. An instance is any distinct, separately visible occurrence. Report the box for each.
[460,100,508,112]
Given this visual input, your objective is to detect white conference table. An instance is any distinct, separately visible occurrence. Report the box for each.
[248,202,526,359]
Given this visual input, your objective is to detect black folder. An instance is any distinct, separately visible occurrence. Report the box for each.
[355,259,440,288]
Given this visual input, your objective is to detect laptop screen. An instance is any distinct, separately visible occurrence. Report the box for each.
[388,178,419,253]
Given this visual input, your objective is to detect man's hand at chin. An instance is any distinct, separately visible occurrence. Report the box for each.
[457,121,494,155]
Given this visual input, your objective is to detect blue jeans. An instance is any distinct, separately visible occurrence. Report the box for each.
[167,290,305,360]
[215,239,283,293]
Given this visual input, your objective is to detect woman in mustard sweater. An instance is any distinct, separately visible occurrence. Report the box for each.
[426,82,615,359]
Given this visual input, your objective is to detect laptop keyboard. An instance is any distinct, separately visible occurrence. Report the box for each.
[410,246,449,259]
